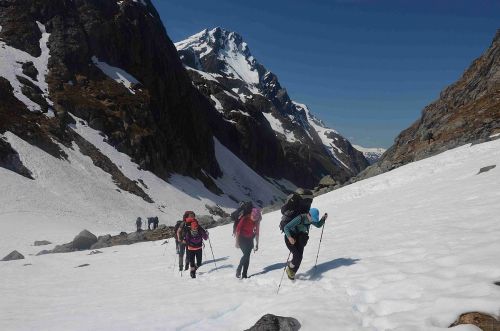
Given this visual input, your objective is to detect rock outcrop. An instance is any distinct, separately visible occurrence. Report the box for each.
[358,30,500,180]
[245,314,301,331]
[1,250,25,261]
[450,312,500,331]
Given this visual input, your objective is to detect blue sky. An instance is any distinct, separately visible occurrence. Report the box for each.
[152,0,499,148]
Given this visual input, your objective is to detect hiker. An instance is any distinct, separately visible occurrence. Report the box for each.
[183,217,208,278]
[284,208,327,280]
[175,211,195,271]
[148,216,159,230]
[136,217,142,232]
[235,208,262,278]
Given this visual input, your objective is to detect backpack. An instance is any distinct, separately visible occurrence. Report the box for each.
[231,201,253,234]
[279,188,313,232]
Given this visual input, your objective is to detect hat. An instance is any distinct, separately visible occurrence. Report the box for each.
[309,208,320,223]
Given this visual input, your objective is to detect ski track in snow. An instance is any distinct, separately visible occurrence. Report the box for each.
[1,140,500,330]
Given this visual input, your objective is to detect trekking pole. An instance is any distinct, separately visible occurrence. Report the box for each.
[207,236,218,271]
[314,223,326,269]
[277,252,291,295]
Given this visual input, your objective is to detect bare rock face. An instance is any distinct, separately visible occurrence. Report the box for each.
[245,314,301,331]
[359,30,500,180]
[0,0,222,194]
[450,312,500,331]
[1,250,25,261]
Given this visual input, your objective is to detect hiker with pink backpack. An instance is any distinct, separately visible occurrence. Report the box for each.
[234,207,262,278]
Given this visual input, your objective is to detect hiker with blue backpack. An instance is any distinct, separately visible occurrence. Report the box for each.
[235,207,262,278]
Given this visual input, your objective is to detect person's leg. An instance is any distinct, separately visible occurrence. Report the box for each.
[241,237,253,278]
[196,250,202,269]
[178,243,185,270]
[285,235,300,271]
[292,233,309,273]
[188,250,196,278]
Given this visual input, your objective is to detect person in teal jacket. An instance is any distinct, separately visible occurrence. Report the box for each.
[284,208,327,280]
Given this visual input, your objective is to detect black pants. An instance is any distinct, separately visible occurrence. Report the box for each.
[187,249,202,269]
[238,236,254,277]
[178,243,188,267]
[285,232,309,273]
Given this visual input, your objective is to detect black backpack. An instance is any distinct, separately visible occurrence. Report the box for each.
[231,201,253,234]
[279,188,313,232]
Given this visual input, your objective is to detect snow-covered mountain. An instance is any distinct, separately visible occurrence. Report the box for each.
[2,137,499,330]
[0,0,295,226]
[353,145,386,164]
[175,28,369,187]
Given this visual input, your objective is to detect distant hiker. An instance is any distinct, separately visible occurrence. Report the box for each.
[231,201,254,236]
[279,188,314,232]
[148,216,159,230]
[183,218,208,278]
[136,217,142,232]
[284,208,327,280]
[176,211,195,271]
[235,208,262,278]
[425,131,434,144]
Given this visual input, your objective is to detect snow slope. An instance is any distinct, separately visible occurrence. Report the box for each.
[0,121,284,253]
[1,139,499,330]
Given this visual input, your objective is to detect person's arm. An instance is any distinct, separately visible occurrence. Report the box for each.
[284,215,303,243]
[254,222,260,251]
[312,213,328,228]
[235,218,245,248]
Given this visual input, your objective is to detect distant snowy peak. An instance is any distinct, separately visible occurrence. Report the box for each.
[175,27,261,86]
[353,145,386,164]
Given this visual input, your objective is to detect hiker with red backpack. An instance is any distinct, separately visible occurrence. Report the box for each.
[234,207,262,278]
[283,208,327,280]
[183,217,208,278]
[175,211,195,272]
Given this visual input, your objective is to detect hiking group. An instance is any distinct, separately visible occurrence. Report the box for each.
[172,188,327,281]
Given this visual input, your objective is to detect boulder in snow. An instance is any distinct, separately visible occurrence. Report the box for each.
[246,314,301,331]
[72,230,98,250]
[450,312,500,331]
[477,165,496,174]
[34,240,52,246]
[1,250,25,261]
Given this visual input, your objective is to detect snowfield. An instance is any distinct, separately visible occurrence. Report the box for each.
[1,139,499,330]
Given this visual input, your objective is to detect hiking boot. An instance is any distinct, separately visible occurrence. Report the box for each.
[190,270,196,278]
[286,266,296,280]
[185,264,189,271]
[242,274,248,279]
[179,265,183,272]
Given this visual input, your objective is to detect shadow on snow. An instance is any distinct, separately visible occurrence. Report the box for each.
[248,262,288,278]
[298,258,360,280]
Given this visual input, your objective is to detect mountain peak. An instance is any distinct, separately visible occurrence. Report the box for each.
[176,27,259,85]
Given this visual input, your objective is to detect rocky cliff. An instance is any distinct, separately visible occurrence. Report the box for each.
[359,30,500,179]
[0,0,222,195]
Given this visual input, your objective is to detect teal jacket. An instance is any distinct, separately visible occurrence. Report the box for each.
[284,214,325,238]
